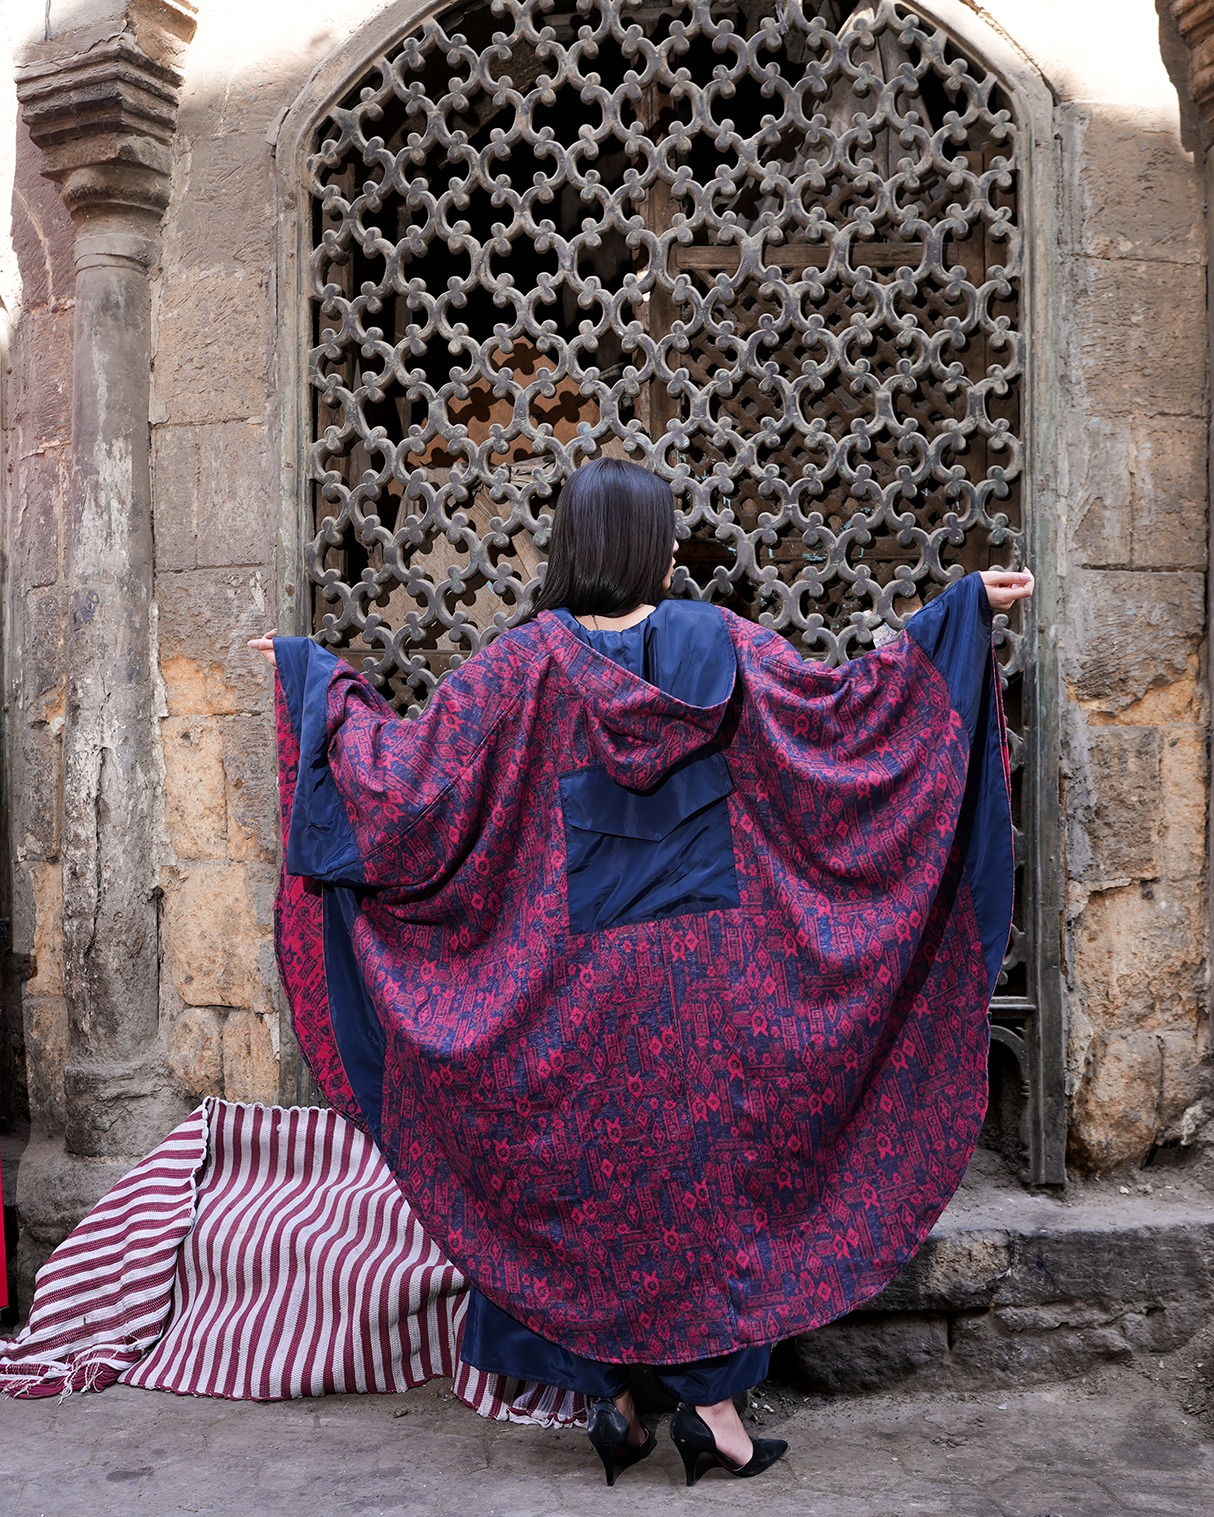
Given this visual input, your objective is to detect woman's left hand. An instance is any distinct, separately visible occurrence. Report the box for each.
[979,568,1034,613]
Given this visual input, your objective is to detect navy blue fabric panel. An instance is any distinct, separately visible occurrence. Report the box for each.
[563,785,740,934]
[561,748,733,841]
[905,575,993,742]
[551,601,736,709]
[322,886,385,1147]
[554,603,741,934]
[958,653,1016,998]
[275,634,312,742]
[462,1289,630,1396]
[461,1289,769,1397]
[906,578,1013,997]
[276,637,365,883]
[651,1344,771,1402]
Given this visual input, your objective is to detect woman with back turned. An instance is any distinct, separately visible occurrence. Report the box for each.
[253,457,1032,1485]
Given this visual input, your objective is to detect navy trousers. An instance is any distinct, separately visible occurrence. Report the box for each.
[460,1289,770,1402]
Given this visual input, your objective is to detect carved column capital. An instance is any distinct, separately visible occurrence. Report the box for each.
[14,0,197,258]
[1173,0,1214,140]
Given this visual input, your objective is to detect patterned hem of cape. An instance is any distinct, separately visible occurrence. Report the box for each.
[274,574,1014,1363]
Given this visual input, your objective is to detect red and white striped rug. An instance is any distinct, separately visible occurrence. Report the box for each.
[0,1100,584,1427]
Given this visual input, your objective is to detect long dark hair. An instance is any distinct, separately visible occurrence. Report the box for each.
[529,458,676,618]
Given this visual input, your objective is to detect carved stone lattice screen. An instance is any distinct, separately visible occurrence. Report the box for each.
[303,0,1046,1177]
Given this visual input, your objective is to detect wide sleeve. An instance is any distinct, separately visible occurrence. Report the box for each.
[274,633,526,897]
[272,648,365,1128]
[272,633,527,1122]
[274,638,366,883]
[907,576,1015,996]
[903,571,995,743]
[735,571,1014,999]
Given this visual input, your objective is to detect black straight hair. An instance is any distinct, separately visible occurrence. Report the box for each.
[529,458,676,619]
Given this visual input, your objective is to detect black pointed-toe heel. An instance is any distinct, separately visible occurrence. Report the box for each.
[586,1397,656,1486]
[669,1403,788,1488]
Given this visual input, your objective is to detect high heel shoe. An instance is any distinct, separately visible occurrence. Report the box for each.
[669,1402,787,1487]
[585,1396,656,1486]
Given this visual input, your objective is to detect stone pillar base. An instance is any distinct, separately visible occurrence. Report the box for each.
[13,1135,140,1307]
[64,1057,193,1159]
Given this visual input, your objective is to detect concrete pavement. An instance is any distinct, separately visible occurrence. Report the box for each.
[0,1366,1211,1516]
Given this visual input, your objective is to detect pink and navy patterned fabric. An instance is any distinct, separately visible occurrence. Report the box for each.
[273,575,1012,1363]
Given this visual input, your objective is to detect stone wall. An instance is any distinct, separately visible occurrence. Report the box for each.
[1052,2,1211,1170]
[0,0,1209,1244]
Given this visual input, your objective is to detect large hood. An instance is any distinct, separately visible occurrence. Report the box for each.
[531,602,738,790]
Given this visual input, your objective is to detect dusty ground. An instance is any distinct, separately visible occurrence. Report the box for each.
[0,1362,1211,1517]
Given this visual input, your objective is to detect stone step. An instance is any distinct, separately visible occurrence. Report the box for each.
[791,1170,1214,1392]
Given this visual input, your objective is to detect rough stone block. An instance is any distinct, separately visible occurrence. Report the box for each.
[152,421,275,572]
[158,568,275,717]
[163,861,272,1009]
[151,426,201,572]
[1067,570,1204,712]
[196,421,274,569]
[1156,1029,1206,1137]
[947,1311,1133,1382]
[1069,418,1131,569]
[167,1004,225,1099]
[995,1302,1119,1334]
[1077,726,1161,882]
[10,120,76,310]
[1128,419,1209,571]
[10,448,64,590]
[153,269,269,425]
[1071,885,1204,1035]
[1121,1299,1208,1355]
[791,1312,949,1393]
[1160,726,1207,882]
[25,861,63,999]
[222,1008,280,1104]
[1077,114,1204,265]
[1071,418,1208,574]
[1072,258,1206,420]
[1069,1030,1163,1170]
[164,123,278,268]
[162,716,227,860]
[868,1229,1012,1312]
[789,1205,1214,1393]
[997,1223,1214,1309]
[222,715,277,863]
[22,994,67,1132]
[7,306,74,442]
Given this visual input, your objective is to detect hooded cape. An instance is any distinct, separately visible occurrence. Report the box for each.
[273,575,1012,1362]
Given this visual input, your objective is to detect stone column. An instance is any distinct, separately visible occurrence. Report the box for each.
[12,2,197,1220]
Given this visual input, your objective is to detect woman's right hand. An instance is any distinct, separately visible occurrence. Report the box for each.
[248,628,277,668]
[979,568,1034,613]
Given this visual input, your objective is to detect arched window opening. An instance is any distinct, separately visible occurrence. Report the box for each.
[302,0,1047,1178]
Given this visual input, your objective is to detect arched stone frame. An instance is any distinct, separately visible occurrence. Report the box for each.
[271,0,1066,1184]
